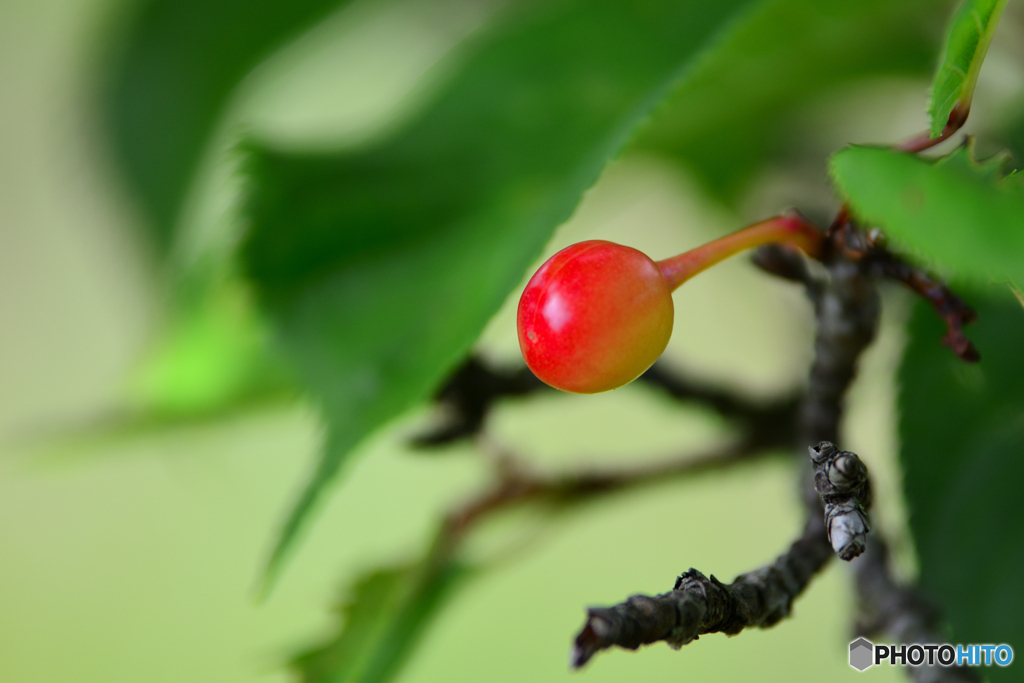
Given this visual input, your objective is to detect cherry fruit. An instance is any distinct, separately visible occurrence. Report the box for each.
[517,241,673,394]
[517,213,821,393]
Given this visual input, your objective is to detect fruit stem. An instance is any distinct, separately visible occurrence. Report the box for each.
[656,212,822,291]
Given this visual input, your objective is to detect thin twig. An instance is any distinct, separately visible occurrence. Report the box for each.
[640,362,800,448]
[871,252,979,362]
[413,357,546,447]
[444,440,773,541]
[826,219,979,362]
[414,355,800,448]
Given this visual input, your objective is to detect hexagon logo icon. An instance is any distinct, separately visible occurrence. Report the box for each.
[850,637,874,671]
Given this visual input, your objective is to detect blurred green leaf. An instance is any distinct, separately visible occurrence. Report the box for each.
[899,296,1024,682]
[635,0,947,200]
[19,279,296,456]
[830,143,1024,283]
[102,0,352,249]
[244,0,758,587]
[928,0,1008,137]
[294,553,468,683]
[127,279,292,420]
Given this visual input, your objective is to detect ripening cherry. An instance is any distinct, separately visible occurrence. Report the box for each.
[517,213,822,393]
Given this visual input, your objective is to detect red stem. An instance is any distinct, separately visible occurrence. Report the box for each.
[656,212,822,291]
[894,102,970,154]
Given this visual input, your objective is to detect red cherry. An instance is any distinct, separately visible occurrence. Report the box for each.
[517,213,821,394]
[517,241,673,394]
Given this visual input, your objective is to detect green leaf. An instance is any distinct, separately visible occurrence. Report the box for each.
[899,296,1024,681]
[102,0,353,249]
[634,0,947,200]
[294,555,468,683]
[928,0,1008,137]
[245,0,758,587]
[830,143,1024,284]
[18,279,294,459]
[127,279,292,420]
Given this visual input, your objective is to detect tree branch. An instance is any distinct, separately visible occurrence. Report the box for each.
[444,440,774,540]
[412,356,546,447]
[571,512,833,668]
[414,355,799,449]
[639,362,800,449]
[815,221,980,682]
[828,212,979,362]
[854,538,981,683]
[800,241,880,450]
[872,252,979,362]
[571,439,875,668]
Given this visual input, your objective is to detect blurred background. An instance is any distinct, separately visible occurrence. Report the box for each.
[1,0,1022,681]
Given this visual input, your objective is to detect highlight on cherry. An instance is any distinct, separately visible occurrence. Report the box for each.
[516,212,823,394]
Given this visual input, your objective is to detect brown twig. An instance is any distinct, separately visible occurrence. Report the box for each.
[414,355,800,448]
[637,362,801,448]
[827,216,979,362]
[800,234,880,452]
[572,513,833,668]
[443,440,774,542]
[412,357,546,447]
[571,438,877,669]
[872,253,979,361]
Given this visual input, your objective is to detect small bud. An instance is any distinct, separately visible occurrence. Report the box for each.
[588,614,613,639]
[827,506,870,561]
[809,441,837,464]
[827,453,866,491]
[810,442,872,561]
